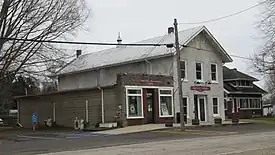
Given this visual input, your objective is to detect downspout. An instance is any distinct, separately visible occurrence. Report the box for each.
[16,99,23,128]
[96,69,105,123]
[16,99,19,124]
[53,102,56,122]
[101,89,104,123]
[145,59,152,74]
[85,100,89,122]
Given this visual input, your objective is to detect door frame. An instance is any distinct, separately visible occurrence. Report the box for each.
[145,89,154,123]
[197,95,207,122]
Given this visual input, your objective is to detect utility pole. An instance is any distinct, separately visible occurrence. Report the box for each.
[174,18,185,131]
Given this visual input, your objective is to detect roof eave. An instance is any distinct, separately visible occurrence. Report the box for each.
[223,78,259,82]
[225,92,265,95]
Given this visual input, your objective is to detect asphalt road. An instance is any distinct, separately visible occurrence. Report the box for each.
[49,130,275,155]
[1,123,275,155]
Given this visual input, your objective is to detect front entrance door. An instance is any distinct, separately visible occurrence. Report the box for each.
[146,89,154,123]
[197,96,207,122]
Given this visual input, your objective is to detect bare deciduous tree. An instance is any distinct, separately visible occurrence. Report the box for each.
[253,0,275,74]
[253,0,275,102]
[0,0,89,101]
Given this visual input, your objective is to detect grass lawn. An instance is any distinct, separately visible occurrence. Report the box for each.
[241,117,275,124]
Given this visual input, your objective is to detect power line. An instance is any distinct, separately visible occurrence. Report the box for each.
[0,36,262,62]
[230,55,252,61]
[179,1,267,25]
[0,37,173,47]
[183,45,255,61]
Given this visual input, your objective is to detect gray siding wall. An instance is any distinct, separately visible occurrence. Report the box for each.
[19,97,53,128]
[173,33,225,124]
[103,87,121,123]
[19,87,120,128]
[54,91,101,128]
[58,57,173,90]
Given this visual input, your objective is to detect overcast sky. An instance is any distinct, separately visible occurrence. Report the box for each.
[72,0,265,88]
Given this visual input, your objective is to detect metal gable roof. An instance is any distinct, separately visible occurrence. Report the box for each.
[57,26,232,76]
[223,66,259,81]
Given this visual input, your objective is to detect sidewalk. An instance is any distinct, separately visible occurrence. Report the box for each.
[94,121,251,135]
[173,120,251,128]
[95,124,168,135]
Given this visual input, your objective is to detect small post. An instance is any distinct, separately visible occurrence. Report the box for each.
[174,18,185,131]
[32,123,35,132]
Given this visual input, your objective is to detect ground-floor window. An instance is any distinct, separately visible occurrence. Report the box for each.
[126,88,143,118]
[212,97,219,115]
[240,99,249,108]
[159,89,173,117]
[232,98,261,109]
[250,99,261,108]
[183,97,188,123]
[183,97,188,116]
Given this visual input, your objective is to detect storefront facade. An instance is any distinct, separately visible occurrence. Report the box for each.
[117,73,174,126]
[124,86,174,125]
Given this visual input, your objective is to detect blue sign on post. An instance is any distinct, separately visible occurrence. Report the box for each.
[32,113,37,123]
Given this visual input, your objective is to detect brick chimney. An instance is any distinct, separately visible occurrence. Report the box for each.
[168,27,174,34]
[76,50,82,58]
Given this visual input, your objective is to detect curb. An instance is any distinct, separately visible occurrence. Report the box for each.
[173,122,253,129]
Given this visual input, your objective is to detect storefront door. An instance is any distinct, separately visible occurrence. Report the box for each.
[146,89,154,123]
[197,96,207,122]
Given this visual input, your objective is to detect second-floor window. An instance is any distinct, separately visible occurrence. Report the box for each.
[232,80,253,87]
[238,80,252,87]
[180,61,186,80]
[196,62,203,80]
[211,63,218,82]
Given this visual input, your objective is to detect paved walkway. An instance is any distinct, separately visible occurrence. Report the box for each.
[95,124,168,135]
[41,130,275,155]
[95,121,250,135]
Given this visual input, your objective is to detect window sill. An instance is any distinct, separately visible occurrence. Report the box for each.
[181,78,188,82]
[194,80,204,84]
[159,115,174,118]
[213,114,220,118]
[211,81,219,84]
[240,108,262,110]
[127,116,144,119]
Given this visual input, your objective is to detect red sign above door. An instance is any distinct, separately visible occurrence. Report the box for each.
[190,86,211,92]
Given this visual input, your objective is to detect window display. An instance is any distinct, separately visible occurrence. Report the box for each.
[127,88,143,118]
[128,96,142,117]
[159,89,173,117]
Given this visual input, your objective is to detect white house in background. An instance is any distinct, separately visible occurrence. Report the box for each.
[56,26,233,125]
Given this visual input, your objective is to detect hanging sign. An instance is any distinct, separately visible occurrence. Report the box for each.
[190,86,211,92]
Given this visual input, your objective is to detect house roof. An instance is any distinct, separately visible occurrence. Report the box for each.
[224,82,267,94]
[223,66,259,81]
[57,26,233,76]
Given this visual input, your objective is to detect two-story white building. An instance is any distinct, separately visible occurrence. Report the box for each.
[55,26,232,125]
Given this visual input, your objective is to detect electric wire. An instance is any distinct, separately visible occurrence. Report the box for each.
[178,0,267,25]
[0,37,172,47]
